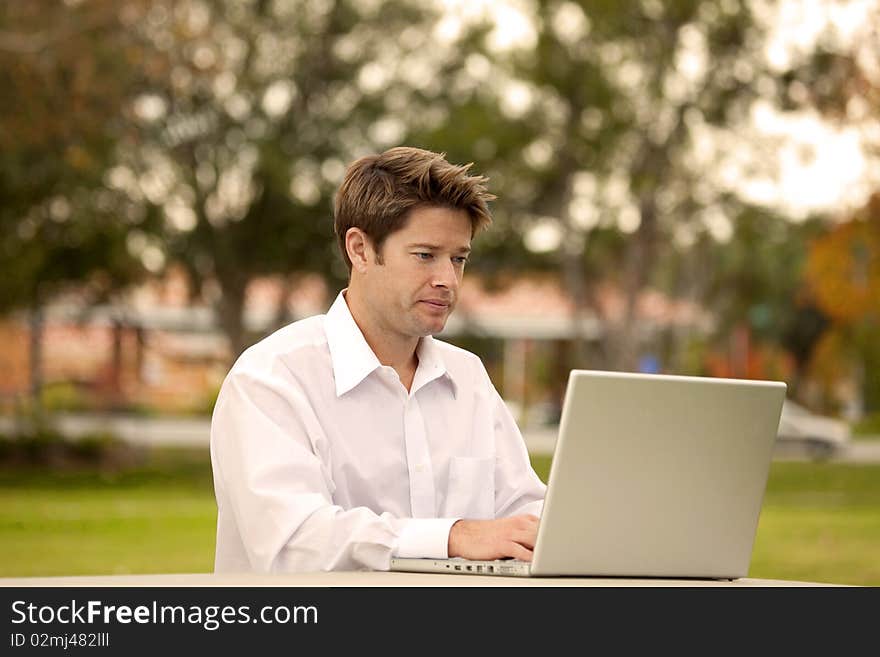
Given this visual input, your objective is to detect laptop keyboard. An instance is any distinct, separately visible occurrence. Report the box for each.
[448,558,528,575]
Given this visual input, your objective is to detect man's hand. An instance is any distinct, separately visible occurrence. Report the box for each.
[447,515,540,562]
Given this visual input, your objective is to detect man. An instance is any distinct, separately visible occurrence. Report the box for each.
[211,146,546,573]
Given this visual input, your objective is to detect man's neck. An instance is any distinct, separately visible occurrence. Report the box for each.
[343,288,419,390]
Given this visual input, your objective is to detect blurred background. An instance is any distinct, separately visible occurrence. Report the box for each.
[0,0,878,584]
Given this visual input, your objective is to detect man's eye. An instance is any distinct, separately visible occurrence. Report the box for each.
[453,257,468,265]
[415,252,432,260]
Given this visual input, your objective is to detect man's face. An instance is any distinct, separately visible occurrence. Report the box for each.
[359,205,472,340]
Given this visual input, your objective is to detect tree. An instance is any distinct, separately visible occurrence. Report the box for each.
[804,193,880,414]
[781,1,880,414]
[683,206,830,388]
[0,0,161,407]
[114,0,449,359]
[416,0,864,373]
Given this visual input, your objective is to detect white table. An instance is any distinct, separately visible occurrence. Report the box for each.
[0,572,842,587]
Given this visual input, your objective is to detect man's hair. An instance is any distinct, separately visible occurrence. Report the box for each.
[333,146,496,272]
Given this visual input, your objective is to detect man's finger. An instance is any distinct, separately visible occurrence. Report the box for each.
[514,533,537,550]
[509,521,539,549]
[507,542,534,562]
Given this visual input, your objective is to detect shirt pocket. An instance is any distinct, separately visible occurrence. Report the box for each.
[443,456,495,519]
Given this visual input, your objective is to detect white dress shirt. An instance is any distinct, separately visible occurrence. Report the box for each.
[210,290,546,573]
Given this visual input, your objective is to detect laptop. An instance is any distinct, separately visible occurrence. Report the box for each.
[390,369,786,579]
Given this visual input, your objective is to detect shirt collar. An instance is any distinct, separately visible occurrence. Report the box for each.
[324,290,381,397]
[323,290,457,398]
[413,333,458,399]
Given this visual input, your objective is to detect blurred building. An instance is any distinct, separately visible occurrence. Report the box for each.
[0,267,714,418]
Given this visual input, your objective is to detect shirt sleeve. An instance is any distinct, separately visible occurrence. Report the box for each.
[210,365,457,573]
[489,384,547,519]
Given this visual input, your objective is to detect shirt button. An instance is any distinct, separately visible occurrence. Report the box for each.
[415,464,425,473]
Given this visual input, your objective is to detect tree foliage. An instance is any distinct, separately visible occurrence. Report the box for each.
[804,193,880,412]
[3,0,878,406]
[0,0,159,312]
[415,0,872,374]
[112,0,452,357]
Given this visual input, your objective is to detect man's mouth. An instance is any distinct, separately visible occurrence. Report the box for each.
[420,299,451,309]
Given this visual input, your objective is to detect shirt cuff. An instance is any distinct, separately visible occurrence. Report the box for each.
[393,517,461,558]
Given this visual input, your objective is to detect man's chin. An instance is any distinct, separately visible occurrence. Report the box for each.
[413,304,453,335]
[414,316,449,337]
[418,322,446,337]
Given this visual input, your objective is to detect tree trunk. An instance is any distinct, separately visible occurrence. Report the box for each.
[558,172,598,370]
[216,275,249,363]
[562,243,593,369]
[606,196,659,372]
[270,275,295,333]
[28,300,44,418]
[110,318,123,407]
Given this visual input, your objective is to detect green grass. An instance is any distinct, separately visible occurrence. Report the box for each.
[852,411,880,439]
[1,450,878,585]
[0,449,217,577]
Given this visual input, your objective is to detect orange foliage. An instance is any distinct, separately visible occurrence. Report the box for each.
[805,193,880,324]
[806,329,853,392]
[704,341,795,381]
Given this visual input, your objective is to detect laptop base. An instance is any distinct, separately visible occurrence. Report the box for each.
[390,557,531,577]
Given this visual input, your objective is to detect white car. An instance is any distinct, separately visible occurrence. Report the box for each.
[776,399,851,460]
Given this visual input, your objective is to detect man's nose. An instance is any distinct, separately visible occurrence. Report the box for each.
[431,258,459,289]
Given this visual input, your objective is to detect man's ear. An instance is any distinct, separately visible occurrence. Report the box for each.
[345,228,371,274]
